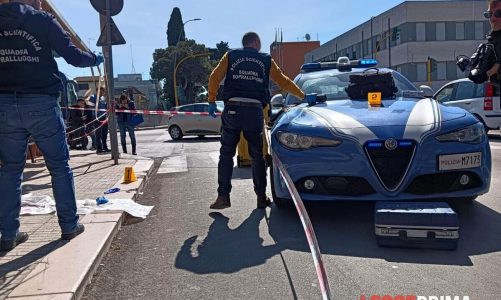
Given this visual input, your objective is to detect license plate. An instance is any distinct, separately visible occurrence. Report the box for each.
[438,152,481,171]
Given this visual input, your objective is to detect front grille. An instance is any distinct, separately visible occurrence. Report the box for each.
[296,176,375,196]
[365,143,415,190]
[405,171,482,195]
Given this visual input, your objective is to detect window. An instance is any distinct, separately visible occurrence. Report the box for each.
[475,22,485,40]
[78,83,89,91]
[474,83,485,98]
[437,62,446,81]
[435,84,455,103]
[194,104,208,112]
[416,23,426,41]
[455,81,475,100]
[456,23,465,40]
[436,23,445,41]
[179,105,194,112]
[446,61,458,80]
[417,63,427,82]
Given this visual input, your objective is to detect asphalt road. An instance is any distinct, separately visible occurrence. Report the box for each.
[83,128,501,300]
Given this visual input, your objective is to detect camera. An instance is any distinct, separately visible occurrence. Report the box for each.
[456,43,498,84]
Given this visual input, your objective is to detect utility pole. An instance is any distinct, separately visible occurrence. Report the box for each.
[370,17,374,59]
[388,18,391,69]
[99,1,119,164]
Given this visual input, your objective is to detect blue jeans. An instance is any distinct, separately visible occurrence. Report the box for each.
[218,105,266,197]
[118,123,136,150]
[0,94,79,240]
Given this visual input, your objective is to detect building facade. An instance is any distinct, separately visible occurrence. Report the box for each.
[270,41,320,79]
[75,74,161,110]
[305,0,489,90]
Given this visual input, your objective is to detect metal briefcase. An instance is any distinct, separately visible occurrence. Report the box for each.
[375,202,459,250]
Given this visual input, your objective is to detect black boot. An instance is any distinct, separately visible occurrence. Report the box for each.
[122,144,127,153]
[257,195,271,209]
[210,195,231,209]
[132,144,137,155]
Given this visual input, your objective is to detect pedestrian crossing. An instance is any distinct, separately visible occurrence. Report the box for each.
[156,143,501,175]
[490,142,501,151]
[156,151,239,174]
[157,154,188,174]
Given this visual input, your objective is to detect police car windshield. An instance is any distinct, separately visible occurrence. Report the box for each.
[286,70,417,105]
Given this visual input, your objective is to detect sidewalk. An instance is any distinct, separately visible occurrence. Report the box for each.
[0,150,154,300]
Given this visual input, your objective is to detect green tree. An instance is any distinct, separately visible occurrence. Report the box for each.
[151,40,213,106]
[167,7,185,47]
[215,41,229,59]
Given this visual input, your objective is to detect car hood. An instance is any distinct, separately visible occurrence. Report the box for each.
[289,98,466,143]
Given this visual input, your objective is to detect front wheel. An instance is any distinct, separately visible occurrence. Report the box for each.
[169,125,183,140]
[269,157,292,208]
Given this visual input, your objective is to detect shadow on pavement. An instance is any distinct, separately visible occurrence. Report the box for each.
[231,165,252,180]
[174,210,283,274]
[266,200,501,266]
[0,240,65,274]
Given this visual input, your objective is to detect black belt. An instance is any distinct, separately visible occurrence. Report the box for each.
[226,100,262,108]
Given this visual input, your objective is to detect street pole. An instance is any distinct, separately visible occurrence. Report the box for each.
[102,0,119,165]
[173,52,210,107]
[172,18,201,107]
[388,17,391,69]
[370,17,374,59]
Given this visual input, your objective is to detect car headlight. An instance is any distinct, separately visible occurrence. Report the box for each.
[277,131,342,150]
[436,123,485,144]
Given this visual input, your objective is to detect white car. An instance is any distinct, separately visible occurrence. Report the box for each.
[168,102,224,140]
[433,78,501,131]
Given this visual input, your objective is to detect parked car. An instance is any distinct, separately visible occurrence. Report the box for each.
[269,57,491,207]
[168,101,224,140]
[433,78,501,132]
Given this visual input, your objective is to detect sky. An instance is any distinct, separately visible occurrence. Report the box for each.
[51,0,421,79]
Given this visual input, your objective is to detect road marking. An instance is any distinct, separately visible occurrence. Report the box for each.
[157,155,188,174]
[489,143,501,150]
[155,133,170,142]
[209,152,238,167]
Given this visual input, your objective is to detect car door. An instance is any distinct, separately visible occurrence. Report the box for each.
[434,83,455,105]
[450,81,476,113]
[176,104,196,133]
[193,104,220,134]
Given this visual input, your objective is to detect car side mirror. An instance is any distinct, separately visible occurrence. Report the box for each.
[270,94,285,108]
[419,85,434,98]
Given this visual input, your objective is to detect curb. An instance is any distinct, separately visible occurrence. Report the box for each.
[6,158,155,300]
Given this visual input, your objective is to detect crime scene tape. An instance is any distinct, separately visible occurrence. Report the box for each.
[65,115,108,136]
[67,119,109,143]
[265,128,332,300]
[62,106,222,116]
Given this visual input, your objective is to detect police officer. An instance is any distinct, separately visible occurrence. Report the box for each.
[0,0,103,251]
[486,0,501,86]
[207,32,305,210]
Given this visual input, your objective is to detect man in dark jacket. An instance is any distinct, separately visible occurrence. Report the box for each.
[486,0,501,86]
[0,0,103,251]
[207,32,305,210]
[68,98,89,150]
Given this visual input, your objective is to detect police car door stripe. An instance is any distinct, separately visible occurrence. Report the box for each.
[403,98,441,142]
[308,107,378,144]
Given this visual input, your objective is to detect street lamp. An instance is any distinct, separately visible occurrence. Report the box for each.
[172,18,201,107]
[173,52,210,107]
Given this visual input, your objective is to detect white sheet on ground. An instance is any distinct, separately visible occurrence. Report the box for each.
[20,195,153,219]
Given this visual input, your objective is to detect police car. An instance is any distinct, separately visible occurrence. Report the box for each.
[269,57,491,207]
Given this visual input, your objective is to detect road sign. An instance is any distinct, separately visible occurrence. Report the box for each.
[90,0,124,16]
[96,18,126,46]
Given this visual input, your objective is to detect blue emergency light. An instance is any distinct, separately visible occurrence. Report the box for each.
[359,59,378,67]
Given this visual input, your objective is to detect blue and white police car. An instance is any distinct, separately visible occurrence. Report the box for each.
[269,57,491,207]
